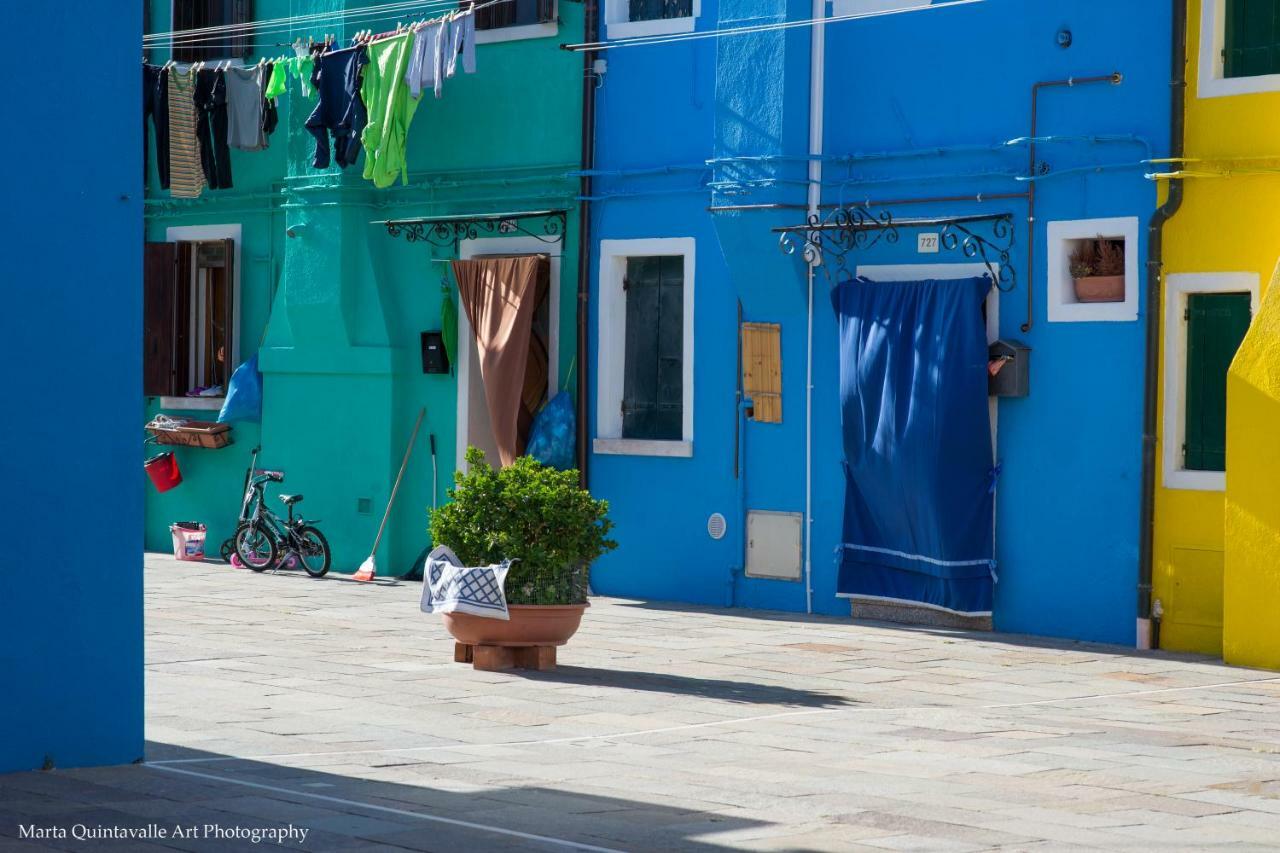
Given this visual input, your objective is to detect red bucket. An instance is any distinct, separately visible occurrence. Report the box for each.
[145,452,183,492]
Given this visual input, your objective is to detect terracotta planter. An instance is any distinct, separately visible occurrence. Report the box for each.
[1073,275,1125,303]
[442,603,589,648]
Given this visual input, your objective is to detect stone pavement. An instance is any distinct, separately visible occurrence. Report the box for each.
[2,554,1279,851]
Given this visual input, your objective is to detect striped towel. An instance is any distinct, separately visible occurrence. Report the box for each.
[167,67,206,199]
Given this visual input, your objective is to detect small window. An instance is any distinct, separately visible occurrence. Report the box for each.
[144,239,237,397]
[464,0,555,30]
[172,0,254,63]
[628,0,693,23]
[1183,292,1251,472]
[622,256,684,441]
[1224,0,1280,78]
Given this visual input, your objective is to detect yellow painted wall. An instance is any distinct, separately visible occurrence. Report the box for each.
[1153,0,1280,657]
[1224,263,1280,670]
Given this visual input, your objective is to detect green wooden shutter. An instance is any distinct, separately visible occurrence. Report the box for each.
[622,256,684,441]
[1184,292,1252,472]
[1225,0,1280,78]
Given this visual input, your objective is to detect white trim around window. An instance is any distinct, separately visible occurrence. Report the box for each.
[1198,0,1280,98]
[1162,272,1259,492]
[474,1,559,44]
[605,0,700,40]
[594,237,695,458]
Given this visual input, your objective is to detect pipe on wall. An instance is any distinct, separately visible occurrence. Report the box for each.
[1137,0,1188,649]
[575,0,600,490]
[803,0,826,616]
[1022,72,1124,334]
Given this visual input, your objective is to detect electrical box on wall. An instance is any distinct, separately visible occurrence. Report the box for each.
[420,331,450,374]
[746,511,803,581]
[989,339,1030,397]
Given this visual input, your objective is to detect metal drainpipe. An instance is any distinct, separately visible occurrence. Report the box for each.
[575,0,600,490]
[1138,0,1188,649]
[803,0,826,615]
[1022,72,1124,333]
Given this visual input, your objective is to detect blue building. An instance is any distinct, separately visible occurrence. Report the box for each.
[0,4,144,771]
[586,0,1171,645]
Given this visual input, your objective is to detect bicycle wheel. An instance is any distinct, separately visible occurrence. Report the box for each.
[295,525,331,578]
[235,522,278,572]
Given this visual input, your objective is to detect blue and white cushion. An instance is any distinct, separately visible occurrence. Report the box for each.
[420,545,511,621]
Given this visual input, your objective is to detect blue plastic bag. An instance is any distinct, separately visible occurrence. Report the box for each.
[525,391,575,470]
[217,354,263,423]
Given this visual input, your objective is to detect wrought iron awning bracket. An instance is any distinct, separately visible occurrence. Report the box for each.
[776,207,1017,293]
[383,209,567,251]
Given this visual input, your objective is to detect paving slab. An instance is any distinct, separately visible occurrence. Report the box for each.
[1,554,1278,850]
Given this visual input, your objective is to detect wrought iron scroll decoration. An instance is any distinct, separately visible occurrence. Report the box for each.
[384,209,567,250]
[776,208,1017,293]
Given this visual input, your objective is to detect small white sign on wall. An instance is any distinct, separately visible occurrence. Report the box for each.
[917,233,940,254]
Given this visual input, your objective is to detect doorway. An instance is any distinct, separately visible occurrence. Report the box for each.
[455,236,562,471]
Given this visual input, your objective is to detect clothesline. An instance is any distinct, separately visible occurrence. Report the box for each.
[144,0,477,44]
[144,1,498,202]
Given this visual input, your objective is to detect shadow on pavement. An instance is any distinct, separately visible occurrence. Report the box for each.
[0,743,769,852]
[515,665,856,708]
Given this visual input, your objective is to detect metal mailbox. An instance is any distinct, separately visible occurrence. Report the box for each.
[989,339,1030,398]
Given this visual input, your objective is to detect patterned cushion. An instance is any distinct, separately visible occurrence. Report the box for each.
[420,545,511,621]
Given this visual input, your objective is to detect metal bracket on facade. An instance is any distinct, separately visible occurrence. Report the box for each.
[775,208,1017,292]
[382,209,568,250]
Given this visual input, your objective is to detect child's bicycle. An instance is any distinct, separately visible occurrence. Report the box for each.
[231,449,332,577]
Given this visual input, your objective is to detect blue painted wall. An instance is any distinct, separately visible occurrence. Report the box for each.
[589,0,1170,644]
[0,4,144,771]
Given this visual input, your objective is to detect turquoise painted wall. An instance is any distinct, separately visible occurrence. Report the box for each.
[145,0,583,576]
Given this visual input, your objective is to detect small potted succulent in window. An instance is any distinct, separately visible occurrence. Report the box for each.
[1070,237,1126,303]
[428,447,616,657]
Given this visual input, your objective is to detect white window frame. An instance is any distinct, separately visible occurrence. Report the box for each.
[605,0,700,40]
[1198,0,1280,98]
[475,0,559,44]
[456,235,562,472]
[159,224,242,410]
[595,237,695,458]
[829,0,930,18]
[1046,216,1140,323]
[1162,272,1259,492]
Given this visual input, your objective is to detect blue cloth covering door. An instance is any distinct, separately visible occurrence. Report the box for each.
[831,276,996,615]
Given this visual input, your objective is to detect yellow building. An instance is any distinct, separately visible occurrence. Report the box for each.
[1152,0,1280,667]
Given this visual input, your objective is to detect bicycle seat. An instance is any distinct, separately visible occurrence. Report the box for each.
[279,494,304,506]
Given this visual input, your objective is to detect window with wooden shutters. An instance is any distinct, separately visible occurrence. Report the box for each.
[464,0,555,29]
[622,256,684,441]
[1184,292,1251,472]
[629,0,693,21]
[1224,0,1280,78]
[172,0,254,63]
[142,238,236,398]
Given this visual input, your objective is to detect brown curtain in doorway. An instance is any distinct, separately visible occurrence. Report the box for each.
[452,255,548,467]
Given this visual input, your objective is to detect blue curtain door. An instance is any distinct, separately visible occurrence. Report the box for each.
[831,277,996,615]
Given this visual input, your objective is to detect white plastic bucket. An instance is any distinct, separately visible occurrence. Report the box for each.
[170,522,207,561]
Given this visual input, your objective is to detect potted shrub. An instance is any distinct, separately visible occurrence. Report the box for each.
[1070,237,1126,303]
[428,447,616,658]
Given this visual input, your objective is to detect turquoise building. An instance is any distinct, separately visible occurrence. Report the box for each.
[143,0,586,577]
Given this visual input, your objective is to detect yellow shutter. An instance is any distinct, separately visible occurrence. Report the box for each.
[740,322,782,423]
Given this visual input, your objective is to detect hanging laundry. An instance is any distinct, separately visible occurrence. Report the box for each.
[167,66,206,199]
[225,64,267,151]
[194,67,233,189]
[444,13,476,79]
[264,59,289,99]
[290,55,316,97]
[361,32,421,189]
[305,46,369,170]
[143,64,170,189]
[261,61,280,138]
[406,21,446,99]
